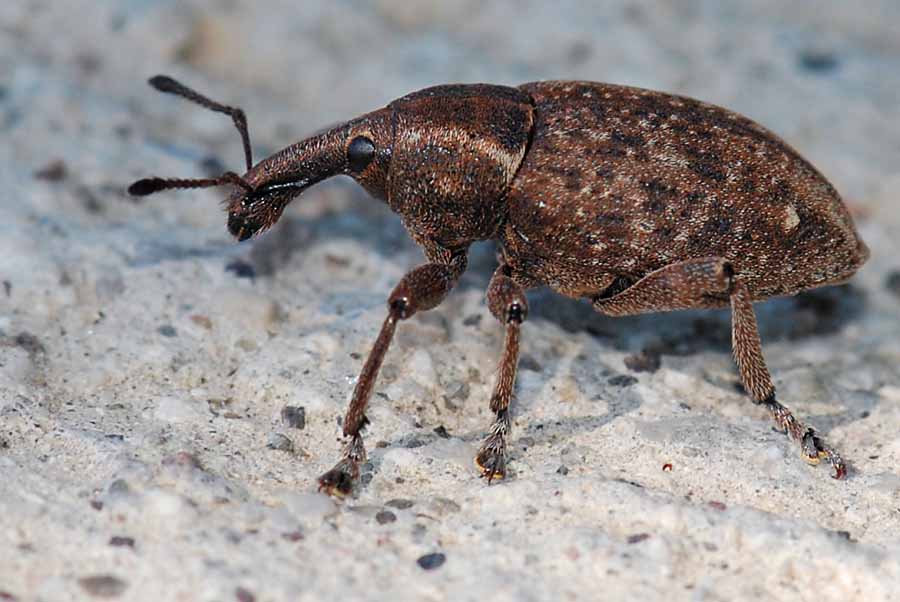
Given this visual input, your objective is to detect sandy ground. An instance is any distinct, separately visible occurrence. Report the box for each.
[2,1,900,600]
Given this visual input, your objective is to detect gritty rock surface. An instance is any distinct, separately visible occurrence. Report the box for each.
[2,1,900,601]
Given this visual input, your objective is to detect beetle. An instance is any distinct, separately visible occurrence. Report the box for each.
[130,75,868,495]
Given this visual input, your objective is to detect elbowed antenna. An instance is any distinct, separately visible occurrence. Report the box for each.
[128,75,254,197]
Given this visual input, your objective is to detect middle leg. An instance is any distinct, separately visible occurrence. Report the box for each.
[475,264,528,483]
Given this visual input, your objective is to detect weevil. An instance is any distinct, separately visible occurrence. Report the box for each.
[130,75,868,494]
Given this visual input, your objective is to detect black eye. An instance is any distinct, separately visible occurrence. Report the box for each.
[347,136,375,172]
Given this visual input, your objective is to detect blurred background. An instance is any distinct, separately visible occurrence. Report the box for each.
[2,2,900,601]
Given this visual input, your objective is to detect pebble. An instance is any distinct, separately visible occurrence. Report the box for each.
[607,374,638,387]
[226,259,256,280]
[885,270,900,298]
[108,536,135,548]
[267,432,294,452]
[280,405,306,430]
[375,510,397,524]
[157,325,177,337]
[624,349,661,373]
[385,498,414,510]
[416,552,446,570]
[78,575,128,598]
[235,587,255,602]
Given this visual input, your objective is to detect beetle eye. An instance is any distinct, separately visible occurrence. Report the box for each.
[347,136,376,172]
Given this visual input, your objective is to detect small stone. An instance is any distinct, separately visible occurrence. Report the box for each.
[427,497,461,516]
[385,498,414,510]
[281,530,304,542]
[416,552,446,570]
[708,501,727,511]
[462,313,482,326]
[190,315,213,329]
[832,530,854,542]
[226,259,256,280]
[13,332,44,356]
[280,405,306,430]
[798,49,840,73]
[627,533,651,544]
[267,432,294,452]
[624,349,661,373]
[199,155,226,176]
[519,354,543,372]
[157,325,177,337]
[885,271,900,298]
[162,451,202,470]
[235,587,255,602]
[433,425,450,439]
[608,374,637,387]
[78,575,128,598]
[108,536,135,548]
[556,465,569,476]
[443,380,470,407]
[33,159,68,182]
[375,510,397,524]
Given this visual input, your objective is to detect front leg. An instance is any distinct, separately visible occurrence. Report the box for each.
[592,257,846,479]
[318,251,467,496]
[475,264,528,483]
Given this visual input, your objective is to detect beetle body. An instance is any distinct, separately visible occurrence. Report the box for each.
[502,81,868,300]
[131,76,868,493]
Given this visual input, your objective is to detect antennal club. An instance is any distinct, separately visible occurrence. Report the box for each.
[128,75,255,198]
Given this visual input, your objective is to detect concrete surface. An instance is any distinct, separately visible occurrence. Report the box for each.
[2,1,900,601]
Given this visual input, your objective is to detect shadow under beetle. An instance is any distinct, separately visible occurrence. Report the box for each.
[130,75,869,495]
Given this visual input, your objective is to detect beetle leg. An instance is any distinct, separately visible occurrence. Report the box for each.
[592,257,733,316]
[730,278,846,479]
[475,265,528,483]
[592,258,846,479]
[318,254,467,497]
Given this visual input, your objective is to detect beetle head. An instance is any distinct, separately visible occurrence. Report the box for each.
[129,75,392,241]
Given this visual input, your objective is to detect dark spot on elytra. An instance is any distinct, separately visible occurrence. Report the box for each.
[598,146,627,158]
[766,179,794,205]
[689,160,725,182]
[704,216,732,237]
[645,199,664,214]
[657,226,674,241]
[594,165,614,179]
[686,191,705,204]
[611,131,646,147]
[596,213,626,226]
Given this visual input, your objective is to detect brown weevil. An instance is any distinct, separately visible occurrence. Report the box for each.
[130,75,869,494]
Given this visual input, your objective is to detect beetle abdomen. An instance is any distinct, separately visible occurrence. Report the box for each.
[502,81,868,300]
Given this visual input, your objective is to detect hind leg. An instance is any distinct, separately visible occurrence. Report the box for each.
[593,257,846,479]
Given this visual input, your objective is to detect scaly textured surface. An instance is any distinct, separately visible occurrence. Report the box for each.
[2,1,900,601]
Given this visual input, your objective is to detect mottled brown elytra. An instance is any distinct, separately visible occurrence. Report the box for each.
[130,75,868,495]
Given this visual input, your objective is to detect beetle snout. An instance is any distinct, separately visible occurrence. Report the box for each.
[225,185,298,241]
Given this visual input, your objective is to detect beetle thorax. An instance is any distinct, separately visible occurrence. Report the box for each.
[386,84,535,249]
